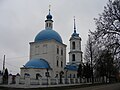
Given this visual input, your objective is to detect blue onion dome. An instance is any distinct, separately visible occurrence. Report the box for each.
[46,13,52,20]
[34,29,63,43]
[24,58,51,69]
[46,8,52,20]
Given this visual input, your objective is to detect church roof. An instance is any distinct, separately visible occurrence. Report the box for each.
[34,29,63,43]
[24,58,51,69]
[72,32,79,37]
[65,64,78,71]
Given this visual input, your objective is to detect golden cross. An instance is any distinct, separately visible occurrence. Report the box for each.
[49,5,51,10]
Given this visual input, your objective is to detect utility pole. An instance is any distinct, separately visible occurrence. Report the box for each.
[2,55,5,75]
[88,35,94,84]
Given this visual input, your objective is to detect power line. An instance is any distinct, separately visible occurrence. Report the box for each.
[5,62,20,68]
[0,58,20,68]
[5,55,29,60]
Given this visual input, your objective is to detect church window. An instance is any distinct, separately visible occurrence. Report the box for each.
[46,23,49,27]
[36,73,41,80]
[73,74,75,78]
[56,56,59,67]
[57,60,59,67]
[55,74,58,78]
[43,44,47,54]
[49,23,52,28]
[35,45,39,55]
[57,46,59,54]
[61,48,63,56]
[61,61,63,68]
[72,54,75,61]
[69,74,71,78]
[79,42,81,50]
[72,42,75,49]
[24,73,30,78]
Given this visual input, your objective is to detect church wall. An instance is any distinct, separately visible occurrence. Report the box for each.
[50,40,66,78]
[29,40,66,78]
[29,40,54,67]
[20,68,51,79]
[66,70,77,78]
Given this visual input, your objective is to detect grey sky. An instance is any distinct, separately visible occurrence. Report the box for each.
[0,0,108,74]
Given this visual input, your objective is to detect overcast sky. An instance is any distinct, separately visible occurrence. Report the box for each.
[0,0,108,74]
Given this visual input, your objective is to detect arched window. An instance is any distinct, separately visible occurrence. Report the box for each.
[24,73,30,78]
[70,74,71,78]
[46,23,49,27]
[61,48,63,56]
[57,46,59,54]
[55,74,58,78]
[57,60,59,67]
[35,45,39,55]
[73,74,75,78]
[43,44,47,54]
[61,61,63,68]
[72,54,75,61]
[72,42,75,49]
[36,73,40,79]
[49,23,52,28]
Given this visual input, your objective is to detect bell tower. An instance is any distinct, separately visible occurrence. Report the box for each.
[69,17,82,65]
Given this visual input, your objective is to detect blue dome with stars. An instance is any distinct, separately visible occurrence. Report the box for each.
[24,58,51,69]
[34,29,63,43]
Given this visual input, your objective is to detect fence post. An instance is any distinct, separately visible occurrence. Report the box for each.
[25,74,30,86]
[38,77,42,85]
[15,73,20,85]
[8,74,12,85]
[56,78,59,84]
[0,74,3,84]
[62,78,65,84]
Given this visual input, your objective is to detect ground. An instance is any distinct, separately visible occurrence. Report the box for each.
[68,83,120,90]
[0,83,120,90]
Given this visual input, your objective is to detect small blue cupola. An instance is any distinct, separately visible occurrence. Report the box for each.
[46,9,52,20]
[34,6,63,43]
[45,6,53,29]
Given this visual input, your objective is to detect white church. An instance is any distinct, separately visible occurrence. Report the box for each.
[1,6,108,88]
[20,8,83,81]
[0,7,105,87]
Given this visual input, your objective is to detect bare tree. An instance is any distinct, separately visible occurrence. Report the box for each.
[84,34,98,84]
[93,0,120,61]
[90,0,120,82]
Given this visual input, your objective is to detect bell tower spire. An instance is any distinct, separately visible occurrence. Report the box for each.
[71,16,79,37]
[74,16,76,33]
[49,5,51,15]
[45,5,53,29]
